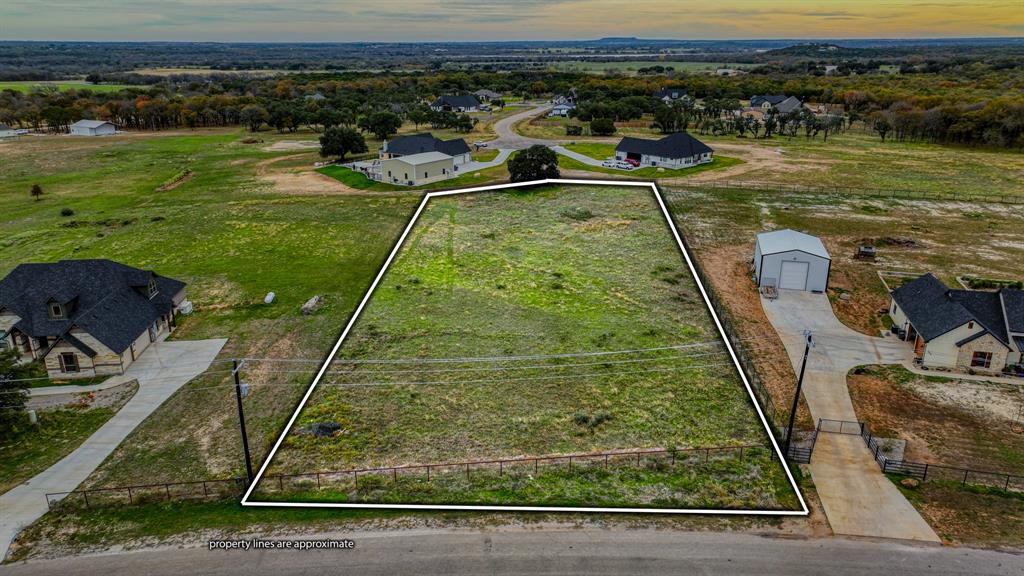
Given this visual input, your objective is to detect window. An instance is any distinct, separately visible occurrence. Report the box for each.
[424,171,428,177]
[968,321,974,329]
[59,352,79,373]
[48,302,65,319]
[148,277,158,298]
[971,351,992,369]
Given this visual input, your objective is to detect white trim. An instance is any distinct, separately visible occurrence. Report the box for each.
[240,179,808,516]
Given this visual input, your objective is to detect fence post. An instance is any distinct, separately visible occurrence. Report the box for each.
[426,466,430,481]
[466,463,470,480]
[165,484,171,501]
[393,468,398,484]
[83,491,90,508]
[922,464,928,482]
[962,469,969,486]
[278,475,283,491]
[568,456,572,472]
[1006,475,1011,492]
[317,473,321,489]
[127,486,133,505]
[499,461,503,476]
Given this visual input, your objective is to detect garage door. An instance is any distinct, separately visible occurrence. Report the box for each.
[779,260,809,291]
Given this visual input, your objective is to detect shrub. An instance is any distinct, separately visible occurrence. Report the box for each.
[60,207,74,217]
[559,206,593,221]
[590,117,616,136]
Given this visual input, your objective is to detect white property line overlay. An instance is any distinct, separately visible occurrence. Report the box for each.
[241,178,809,516]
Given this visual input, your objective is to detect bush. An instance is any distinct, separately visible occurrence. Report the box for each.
[559,207,593,221]
[590,117,616,136]
[60,207,74,217]
[508,145,559,182]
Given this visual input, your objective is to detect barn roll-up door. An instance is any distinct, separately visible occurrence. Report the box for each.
[779,260,809,291]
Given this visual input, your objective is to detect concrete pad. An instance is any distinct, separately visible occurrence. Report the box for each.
[761,290,939,542]
[0,338,228,559]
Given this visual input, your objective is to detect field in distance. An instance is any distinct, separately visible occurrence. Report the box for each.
[257,184,798,510]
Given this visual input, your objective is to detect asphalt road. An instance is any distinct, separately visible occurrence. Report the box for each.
[2,530,1021,576]
[489,103,553,149]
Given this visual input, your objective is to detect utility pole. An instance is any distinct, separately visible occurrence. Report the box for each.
[233,359,254,484]
[783,332,813,458]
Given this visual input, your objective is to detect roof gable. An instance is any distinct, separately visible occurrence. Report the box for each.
[890,273,1013,344]
[756,229,830,259]
[385,133,470,157]
[431,95,480,109]
[1000,289,1024,334]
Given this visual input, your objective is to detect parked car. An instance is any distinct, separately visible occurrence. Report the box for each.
[615,161,635,170]
[601,160,617,168]
[625,158,641,167]
[473,141,488,148]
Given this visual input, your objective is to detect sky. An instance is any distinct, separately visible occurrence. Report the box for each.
[1,0,1022,42]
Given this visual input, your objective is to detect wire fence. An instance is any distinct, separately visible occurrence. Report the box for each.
[663,181,1024,205]
[46,477,246,510]
[816,419,1024,493]
[256,443,771,497]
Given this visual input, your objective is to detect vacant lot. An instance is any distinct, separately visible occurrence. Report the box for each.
[260,184,797,510]
[894,479,1024,550]
[0,81,135,93]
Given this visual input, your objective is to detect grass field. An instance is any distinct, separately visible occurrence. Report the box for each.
[547,61,752,75]
[893,478,1024,550]
[257,184,797,510]
[0,81,135,93]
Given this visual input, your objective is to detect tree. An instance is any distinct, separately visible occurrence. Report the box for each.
[453,113,476,133]
[240,104,268,132]
[0,348,30,435]
[590,117,616,136]
[508,145,559,182]
[30,184,43,201]
[360,111,402,140]
[871,113,893,142]
[319,126,367,162]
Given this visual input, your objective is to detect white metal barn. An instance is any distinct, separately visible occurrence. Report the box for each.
[753,229,831,292]
[69,119,116,136]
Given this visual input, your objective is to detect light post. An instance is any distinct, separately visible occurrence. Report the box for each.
[233,359,254,484]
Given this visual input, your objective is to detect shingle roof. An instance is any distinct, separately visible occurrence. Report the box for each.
[891,273,1012,345]
[431,95,480,109]
[1000,290,1024,334]
[750,95,789,106]
[774,96,804,114]
[654,88,688,100]
[473,89,501,99]
[385,133,470,157]
[615,132,713,160]
[756,229,830,259]
[0,260,186,355]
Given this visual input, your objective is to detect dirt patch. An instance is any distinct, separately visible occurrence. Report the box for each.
[695,244,810,428]
[155,170,193,192]
[262,140,320,152]
[255,154,373,196]
[26,379,138,412]
[848,366,1024,474]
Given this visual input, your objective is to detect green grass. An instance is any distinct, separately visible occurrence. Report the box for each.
[316,163,507,191]
[0,81,136,94]
[0,408,120,494]
[547,61,753,75]
[893,478,1024,549]
[260,184,795,510]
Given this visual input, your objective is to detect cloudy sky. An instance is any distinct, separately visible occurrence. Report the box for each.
[2,0,1022,42]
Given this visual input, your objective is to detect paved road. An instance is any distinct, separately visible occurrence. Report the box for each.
[490,104,553,149]
[761,290,939,542]
[0,339,228,559]
[1,530,1019,576]
[460,148,514,172]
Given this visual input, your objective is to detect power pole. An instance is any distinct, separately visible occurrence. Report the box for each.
[233,359,254,484]
[783,332,813,458]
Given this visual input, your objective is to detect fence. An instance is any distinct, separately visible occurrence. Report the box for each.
[46,477,246,510]
[256,444,770,497]
[816,419,1024,493]
[663,181,1024,205]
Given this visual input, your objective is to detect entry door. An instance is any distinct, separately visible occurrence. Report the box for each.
[779,260,809,291]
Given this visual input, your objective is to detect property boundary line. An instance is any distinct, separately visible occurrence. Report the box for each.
[663,181,1024,205]
[240,178,809,516]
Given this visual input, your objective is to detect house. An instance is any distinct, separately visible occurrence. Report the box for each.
[0,123,17,139]
[378,152,456,187]
[69,119,116,136]
[614,132,713,170]
[379,133,471,166]
[548,103,575,117]
[304,92,326,102]
[654,87,689,103]
[716,68,741,76]
[553,88,578,106]
[749,95,803,115]
[430,95,480,113]
[753,229,831,293]
[0,260,188,379]
[889,273,1023,374]
[473,89,501,102]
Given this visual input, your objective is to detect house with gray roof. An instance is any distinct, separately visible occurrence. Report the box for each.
[0,260,188,379]
[380,133,471,166]
[69,119,116,136]
[430,95,480,113]
[749,95,803,115]
[653,87,689,103]
[472,89,502,102]
[889,273,1023,374]
[614,132,713,169]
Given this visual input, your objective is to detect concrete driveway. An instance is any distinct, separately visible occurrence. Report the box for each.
[761,290,939,542]
[489,104,553,149]
[0,338,228,559]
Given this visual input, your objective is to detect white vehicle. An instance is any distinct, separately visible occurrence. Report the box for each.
[601,160,617,168]
[615,161,635,170]
[474,141,488,148]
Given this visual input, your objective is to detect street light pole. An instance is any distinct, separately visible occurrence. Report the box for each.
[233,359,254,484]
[783,332,813,458]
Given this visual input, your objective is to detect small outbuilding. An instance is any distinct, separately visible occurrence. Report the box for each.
[753,229,831,292]
[0,123,17,139]
[70,119,116,136]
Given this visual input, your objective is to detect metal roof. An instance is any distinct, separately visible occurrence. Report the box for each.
[755,229,830,260]
[387,151,453,166]
[71,119,114,129]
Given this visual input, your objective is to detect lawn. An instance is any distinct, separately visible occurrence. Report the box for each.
[0,128,421,487]
[0,81,136,93]
[0,404,127,494]
[257,184,797,510]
